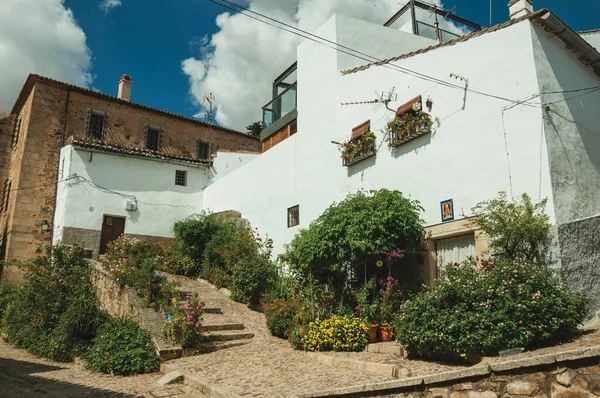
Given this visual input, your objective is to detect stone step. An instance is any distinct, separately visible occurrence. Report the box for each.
[201,331,254,342]
[199,323,245,332]
[195,340,252,354]
[203,307,222,314]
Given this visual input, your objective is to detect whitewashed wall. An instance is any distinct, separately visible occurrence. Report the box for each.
[581,31,600,52]
[53,146,209,241]
[203,15,557,257]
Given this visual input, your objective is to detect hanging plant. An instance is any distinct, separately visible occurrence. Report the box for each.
[339,131,376,166]
[386,110,439,148]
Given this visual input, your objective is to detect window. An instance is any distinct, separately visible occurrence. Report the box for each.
[175,170,187,186]
[2,179,12,214]
[197,140,211,160]
[146,128,160,151]
[287,205,299,228]
[88,111,105,139]
[11,114,22,148]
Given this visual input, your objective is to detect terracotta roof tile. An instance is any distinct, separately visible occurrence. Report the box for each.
[68,136,209,166]
[341,9,549,76]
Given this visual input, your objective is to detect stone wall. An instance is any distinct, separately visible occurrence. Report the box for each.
[381,359,600,398]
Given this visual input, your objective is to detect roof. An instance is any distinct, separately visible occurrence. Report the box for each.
[68,136,209,166]
[579,29,600,36]
[11,74,258,141]
[341,9,549,76]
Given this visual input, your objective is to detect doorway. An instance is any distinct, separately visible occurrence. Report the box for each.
[436,233,475,277]
[99,215,126,255]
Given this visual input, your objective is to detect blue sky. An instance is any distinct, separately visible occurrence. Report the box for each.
[66,0,599,124]
[2,0,599,128]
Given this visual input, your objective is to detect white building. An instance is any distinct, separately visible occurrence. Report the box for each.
[200,1,600,316]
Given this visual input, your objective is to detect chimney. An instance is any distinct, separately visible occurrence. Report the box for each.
[118,74,132,101]
[508,0,533,19]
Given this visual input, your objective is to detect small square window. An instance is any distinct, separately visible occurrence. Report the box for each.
[287,205,299,228]
[147,128,160,151]
[89,112,105,139]
[175,170,187,186]
[197,140,210,160]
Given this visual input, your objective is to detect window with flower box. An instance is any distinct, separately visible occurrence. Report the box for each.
[340,120,376,167]
[386,96,434,148]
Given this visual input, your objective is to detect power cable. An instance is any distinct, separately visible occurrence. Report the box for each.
[208,0,600,107]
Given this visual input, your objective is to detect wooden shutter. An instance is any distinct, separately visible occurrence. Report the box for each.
[396,95,422,116]
[351,120,370,141]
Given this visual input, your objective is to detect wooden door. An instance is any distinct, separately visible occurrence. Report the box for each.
[99,215,126,254]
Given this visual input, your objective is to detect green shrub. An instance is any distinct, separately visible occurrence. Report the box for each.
[0,281,18,321]
[2,244,112,363]
[263,298,301,338]
[301,315,368,352]
[103,237,176,307]
[172,212,229,265]
[395,259,588,362]
[85,317,161,376]
[161,244,199,277]
[470,192,551,262]
[355,277,379,325]
[231,256,278,307]
[161,293,204,348]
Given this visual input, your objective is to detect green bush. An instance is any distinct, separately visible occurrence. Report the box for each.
[2,244,107,363]
[231,255,277,307]
[395,259,588,362]
[301,315,368,352]
[85,317,161,376]
[103,237,176,308]
[263,298,301,338]
[0,281,18,321]
[161,244,199,277]
[172,212,230,267]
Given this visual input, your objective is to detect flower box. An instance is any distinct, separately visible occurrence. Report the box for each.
[340,131,377,167]
[387,112,436,148]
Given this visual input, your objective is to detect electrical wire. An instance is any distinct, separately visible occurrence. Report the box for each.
[3,175,79,193]
[208,0,600,107]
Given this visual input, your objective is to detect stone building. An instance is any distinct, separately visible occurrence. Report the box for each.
[0,74,260,282]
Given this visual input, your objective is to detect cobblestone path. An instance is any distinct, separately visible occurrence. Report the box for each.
[0,339,203,398]
[164,275,394,397]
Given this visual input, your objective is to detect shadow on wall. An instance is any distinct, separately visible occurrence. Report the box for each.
[0,357,140,397]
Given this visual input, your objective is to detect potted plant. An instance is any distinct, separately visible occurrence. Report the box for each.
[386,110,438,147]
[340,131,376,166]
[378,275,404,342]
[355,277,380,343]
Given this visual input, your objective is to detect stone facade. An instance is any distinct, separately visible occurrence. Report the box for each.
[0,75,260,282]
[379,359,600,397]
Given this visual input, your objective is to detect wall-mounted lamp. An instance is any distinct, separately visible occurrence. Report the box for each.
[426,96,433,112]
[41,220,51,232]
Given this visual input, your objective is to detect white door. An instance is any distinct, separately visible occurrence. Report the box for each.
[436,233,475,277]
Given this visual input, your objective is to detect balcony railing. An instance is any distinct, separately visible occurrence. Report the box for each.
[262,82,297,128]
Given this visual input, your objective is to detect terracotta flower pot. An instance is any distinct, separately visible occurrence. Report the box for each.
[368,324,379,343]
[379,325,394,342]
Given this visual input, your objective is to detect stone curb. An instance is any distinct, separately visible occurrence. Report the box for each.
[160,363,240,398]
[298,344,600,397]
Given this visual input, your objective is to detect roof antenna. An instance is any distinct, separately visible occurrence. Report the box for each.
[490,0,493,27]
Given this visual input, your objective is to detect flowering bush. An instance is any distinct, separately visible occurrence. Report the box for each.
[102,237,176,307]
[160,243,199,277]
[161,293,205,348]
[302,315,369,352]
[85,317,161,376]
[263,298,302,338]
[395,258,588,362]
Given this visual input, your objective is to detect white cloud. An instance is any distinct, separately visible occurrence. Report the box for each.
[182,0,459,131]
[100,0,122,12]
[0,0,92,113]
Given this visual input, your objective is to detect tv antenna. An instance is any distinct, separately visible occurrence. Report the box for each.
[340,87,397,113]
[428,4,457,43]
[203,93,216,163]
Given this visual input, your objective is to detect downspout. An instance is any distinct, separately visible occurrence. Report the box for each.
[50,88,70,244]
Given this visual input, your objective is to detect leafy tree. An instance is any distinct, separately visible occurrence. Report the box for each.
[246,121,263,138]
[280,189,424,290]
[470,192,551,262]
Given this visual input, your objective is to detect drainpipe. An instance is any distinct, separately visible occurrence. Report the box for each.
[49,88,70,244]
